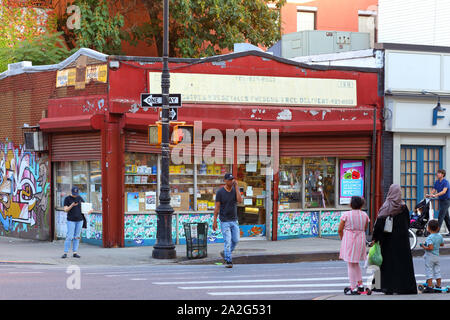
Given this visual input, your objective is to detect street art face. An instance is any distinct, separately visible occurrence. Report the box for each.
[0,142,49,240]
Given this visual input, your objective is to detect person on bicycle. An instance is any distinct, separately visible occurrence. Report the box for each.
[426,169,450,236]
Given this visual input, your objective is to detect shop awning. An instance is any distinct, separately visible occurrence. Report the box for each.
[39,114,104,132]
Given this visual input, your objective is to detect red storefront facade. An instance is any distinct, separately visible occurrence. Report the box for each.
[39,49,382,248]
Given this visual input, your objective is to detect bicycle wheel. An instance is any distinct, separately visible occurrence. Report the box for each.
[408,228,417,250]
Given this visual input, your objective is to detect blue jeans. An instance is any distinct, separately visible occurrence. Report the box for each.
[64,220,83,253]
[221,221,240,263]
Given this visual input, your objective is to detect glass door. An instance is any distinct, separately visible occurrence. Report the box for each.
[236,159,267,238]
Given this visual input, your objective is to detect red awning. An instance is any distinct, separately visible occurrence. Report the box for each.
[39,114,104,132]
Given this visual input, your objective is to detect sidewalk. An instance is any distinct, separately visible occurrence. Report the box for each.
[1,235,450,266]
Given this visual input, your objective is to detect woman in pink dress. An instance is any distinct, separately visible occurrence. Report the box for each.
[338,196,370,295]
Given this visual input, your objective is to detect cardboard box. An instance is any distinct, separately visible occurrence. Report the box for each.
[253,188,264,196]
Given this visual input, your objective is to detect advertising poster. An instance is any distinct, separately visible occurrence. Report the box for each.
[339,160,365,204]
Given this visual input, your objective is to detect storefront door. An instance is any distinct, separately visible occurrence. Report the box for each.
[236,160,268,239]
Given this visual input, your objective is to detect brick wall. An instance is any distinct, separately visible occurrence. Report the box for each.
[0,71,56,144]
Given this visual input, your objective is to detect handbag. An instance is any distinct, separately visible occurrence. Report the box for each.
[383,216,393,233]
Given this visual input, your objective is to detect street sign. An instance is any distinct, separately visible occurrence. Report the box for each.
[159,108,178,121]
[141,93,182,108]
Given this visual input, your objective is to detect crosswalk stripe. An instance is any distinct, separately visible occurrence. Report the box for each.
[208,290,343,296]
[153,276,369,285]
[179,283,352,289]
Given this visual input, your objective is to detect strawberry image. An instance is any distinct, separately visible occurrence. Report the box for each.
[352,170,360,179]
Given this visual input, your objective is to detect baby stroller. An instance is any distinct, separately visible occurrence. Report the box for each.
[410,198,432,237]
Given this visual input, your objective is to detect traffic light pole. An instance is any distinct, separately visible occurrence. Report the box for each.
[152,0,176,259]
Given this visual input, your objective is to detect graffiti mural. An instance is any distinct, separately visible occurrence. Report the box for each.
[0,142,50,240]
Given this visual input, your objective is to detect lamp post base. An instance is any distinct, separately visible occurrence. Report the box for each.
[152,246,177,259]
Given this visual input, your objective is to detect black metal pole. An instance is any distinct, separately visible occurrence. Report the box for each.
[152,0,176,259]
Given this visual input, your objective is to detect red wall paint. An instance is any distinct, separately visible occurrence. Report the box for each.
[281,0,378,34]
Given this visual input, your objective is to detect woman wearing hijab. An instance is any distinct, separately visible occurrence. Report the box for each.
[372,184,417,295]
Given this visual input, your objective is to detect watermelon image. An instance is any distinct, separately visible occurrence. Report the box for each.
[352,170,360,179]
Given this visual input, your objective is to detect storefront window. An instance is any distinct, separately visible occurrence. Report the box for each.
[169,158,194,211]
[125,153,158,212]
[54,161,102,211]
[236,159,267,226]
[278,157,303,210]
[197,161,231,211]
[56,162,71,207]
[305,158,336,208]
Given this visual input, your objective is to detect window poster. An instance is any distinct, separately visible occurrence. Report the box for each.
[339,160,365,205]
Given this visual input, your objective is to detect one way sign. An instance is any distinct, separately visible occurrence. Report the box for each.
[141,93,182,108]
[159,108,178,121]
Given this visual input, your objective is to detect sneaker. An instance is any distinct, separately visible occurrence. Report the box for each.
[73,253,81,258]
[225,261,233,268]
[344,288,359,295]
[61,253,67,259]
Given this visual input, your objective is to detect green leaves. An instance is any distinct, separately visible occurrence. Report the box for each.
[71,0,125,55]
[0,32,76,72]
[135,0,285,58]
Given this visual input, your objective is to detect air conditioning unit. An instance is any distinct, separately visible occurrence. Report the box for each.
[24,131,48,152]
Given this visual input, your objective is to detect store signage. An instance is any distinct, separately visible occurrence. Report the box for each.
[339,160,365,205]
[149,73,357,107]
[56,65,107,88]
[141,93,182,108]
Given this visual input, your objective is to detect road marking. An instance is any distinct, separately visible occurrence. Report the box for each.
[153,276,370,285]
[7,271,43,274]
[180,283,352,290]
[208,290,343,296]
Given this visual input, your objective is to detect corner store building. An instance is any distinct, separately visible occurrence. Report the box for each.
[10,49,383,248]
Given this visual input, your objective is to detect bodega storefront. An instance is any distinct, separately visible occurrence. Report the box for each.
[39,49,382,247]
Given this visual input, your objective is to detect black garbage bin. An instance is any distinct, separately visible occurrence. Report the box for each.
[183,222,208,259]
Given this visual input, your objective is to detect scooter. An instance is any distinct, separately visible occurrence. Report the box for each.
[344,286,372,295]
[418,283,450,293]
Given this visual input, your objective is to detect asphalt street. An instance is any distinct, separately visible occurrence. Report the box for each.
[0,255,450,301]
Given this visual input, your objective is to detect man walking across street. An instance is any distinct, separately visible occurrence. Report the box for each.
[213,173,243,268]
[427,169,450,236]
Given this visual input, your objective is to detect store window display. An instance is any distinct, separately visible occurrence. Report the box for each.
[279,157,303,210]
[55,161,102,211]
[197,161,231,211]
[236,160,267,226]
[125,153,158,212]
[305,158,336,208]
[169,158,194,211]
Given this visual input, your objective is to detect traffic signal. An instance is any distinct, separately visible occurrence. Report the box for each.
[172,125,194,145]
[148,124,162,145]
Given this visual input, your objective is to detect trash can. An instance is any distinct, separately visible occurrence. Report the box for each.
[183,222,208,259]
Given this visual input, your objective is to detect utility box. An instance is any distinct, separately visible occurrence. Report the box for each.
[275,30,371,59]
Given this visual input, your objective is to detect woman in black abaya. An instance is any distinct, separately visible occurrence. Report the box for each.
[372,184,417,295]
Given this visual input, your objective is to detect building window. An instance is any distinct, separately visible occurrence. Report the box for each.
[400,146,442,210]
[358,13,376,47]
[124,153,158,212]
[297,10,316,32]
[278,157,343,210]
[54,161,102,211]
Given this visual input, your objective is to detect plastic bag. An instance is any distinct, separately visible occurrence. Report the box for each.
[368,242,383,266]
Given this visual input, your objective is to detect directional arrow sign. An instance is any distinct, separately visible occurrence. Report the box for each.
[141,93,182,108]
[159,108,178,121]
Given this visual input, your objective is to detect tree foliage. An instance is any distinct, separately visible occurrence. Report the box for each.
[0,0,63,72]
[126,0,285,57]
[58,0,125,55]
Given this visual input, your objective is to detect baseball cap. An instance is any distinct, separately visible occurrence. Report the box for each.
[71,186,79,196]
[224,173,234,181]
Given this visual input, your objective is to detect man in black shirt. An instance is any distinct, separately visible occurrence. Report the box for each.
[213,173,243,268]
[62,186,91,258]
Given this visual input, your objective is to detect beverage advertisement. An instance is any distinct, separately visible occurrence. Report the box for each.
[339,160,365,204]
